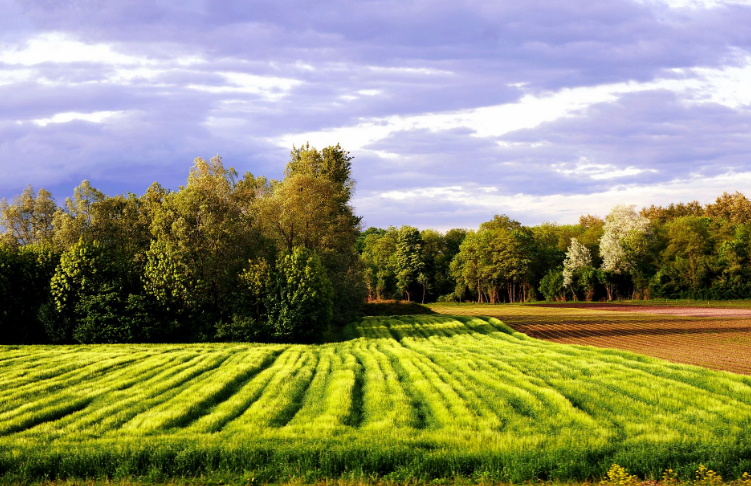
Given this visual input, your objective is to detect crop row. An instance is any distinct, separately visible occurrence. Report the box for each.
[1,315,751,481]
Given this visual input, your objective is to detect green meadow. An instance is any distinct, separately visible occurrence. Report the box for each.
[1,315,751,483]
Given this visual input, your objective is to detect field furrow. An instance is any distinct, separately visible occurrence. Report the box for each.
[3,312,751,483]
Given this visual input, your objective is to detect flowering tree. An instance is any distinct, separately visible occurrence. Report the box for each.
[563,238,597,301]
[563,238,592,287]
[599,204,651,299]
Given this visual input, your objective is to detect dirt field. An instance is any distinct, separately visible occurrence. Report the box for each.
[430,303,751,375]
[532,302,751,318]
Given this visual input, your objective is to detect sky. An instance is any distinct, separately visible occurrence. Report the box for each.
[2,0,751,230]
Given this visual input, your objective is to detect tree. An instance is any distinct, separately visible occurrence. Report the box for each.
[0,186,57,247]
[392,226,425,302]
[266,247,333,341]
[599,204,651,299]
[144,156,259,326]
[360,228,397,301]
[225,247,333,342]
[0,243,58,343]
[52,181,106,250]
[259,144,365,324]
[661,216,714,292]
[539,269,565,302]
[450,230,492,303]
[487,226,533,303]
[705,191,751,225]
[563,238,594,300]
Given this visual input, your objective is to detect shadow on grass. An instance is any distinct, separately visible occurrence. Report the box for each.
[362,301,437,316]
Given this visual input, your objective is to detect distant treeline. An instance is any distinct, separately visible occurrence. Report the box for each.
[3,144,751,344]
[0,144,365,344]
[360,193,751,305]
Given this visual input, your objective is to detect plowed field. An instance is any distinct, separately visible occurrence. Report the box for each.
[431,303,751,375]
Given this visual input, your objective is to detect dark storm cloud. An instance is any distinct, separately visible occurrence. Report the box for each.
[2,0,751,228]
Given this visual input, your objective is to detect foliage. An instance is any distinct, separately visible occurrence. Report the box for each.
[0,185,56,247]
[6,149,751,343]
[45,240,161,343]
[224,247,334,342]
[539,268,566,301]
[0,243,58,343]
[563,238,592,287]
[266,247,333,341]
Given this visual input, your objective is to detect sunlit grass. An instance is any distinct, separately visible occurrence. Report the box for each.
[1,316,751,483]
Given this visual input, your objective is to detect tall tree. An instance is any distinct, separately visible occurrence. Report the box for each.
[599,204,651,299]
[392,226,425,302]
[144,156,259,323]
[0,186,57,247]
[259,144,365,324]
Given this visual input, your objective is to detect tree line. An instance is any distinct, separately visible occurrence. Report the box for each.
[3,142,751,344]
[0,145,365,344]
[359,192,751,304]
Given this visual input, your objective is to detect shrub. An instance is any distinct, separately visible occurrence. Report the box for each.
[266,247,333,342]
[47,240,165,343]
[230,246,333,343]
[539,269,565,301]
[0,244,59,344]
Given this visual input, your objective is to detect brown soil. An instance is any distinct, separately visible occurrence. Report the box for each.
[531,303,751,318]
[433,304,751,375]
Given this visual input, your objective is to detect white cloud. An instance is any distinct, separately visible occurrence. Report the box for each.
[277,80,648,150]
[278,57,751,154]
[367,66,453,76]
[637,0,751,9]
[32,111,122,127]
[0,69,32,86]
[0,33,147,66]
[553,159,658,180]
[356,171,751,228]
[187,72,302,99]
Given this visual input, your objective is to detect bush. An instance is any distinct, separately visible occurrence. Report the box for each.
[266,247,333,342]
[230,246,334,343]
[0,244,59,344]
[539,269,565,301]
[47,240,167,343]
[437,293,460,303]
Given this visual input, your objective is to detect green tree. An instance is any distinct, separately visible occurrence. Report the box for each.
[0,243,59,343]
[144,156,259,328]
[660,216,714,293]
[539,269,565,301]
[392,226,425,302]
[450,230,492,303]
[360,228,397,301]
[260,144,365,324]
[0,186,57,247]
[265,247,333,342]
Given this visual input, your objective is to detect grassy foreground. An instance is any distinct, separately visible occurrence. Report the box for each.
[1,315,751,483]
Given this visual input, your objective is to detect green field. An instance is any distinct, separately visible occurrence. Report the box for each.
[1,315,751,483]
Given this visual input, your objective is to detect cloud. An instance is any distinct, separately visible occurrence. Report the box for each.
[2,0,751,231]
[31,111,123,127]
[355,170,751,230]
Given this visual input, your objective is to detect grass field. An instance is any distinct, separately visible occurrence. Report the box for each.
[1,314,751,483]
[429,303,751,374]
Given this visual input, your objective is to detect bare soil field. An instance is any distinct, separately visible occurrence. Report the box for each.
[532,302,751,318]
[430,303,751,375]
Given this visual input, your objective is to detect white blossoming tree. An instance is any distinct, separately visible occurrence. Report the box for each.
[599,204,651,299]
[563,238,595,300]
